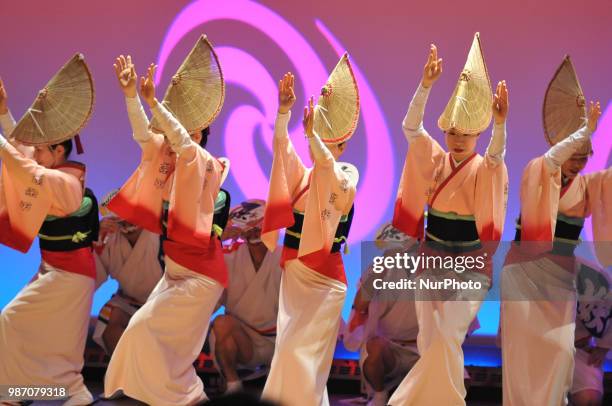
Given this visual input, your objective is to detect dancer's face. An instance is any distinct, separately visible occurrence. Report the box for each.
[561,154,589,179]
[445,130,478,162]
[33,144,66,168]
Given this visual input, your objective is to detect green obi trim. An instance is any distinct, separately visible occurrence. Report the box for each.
[427,206,476,222]
[44,197,93,221]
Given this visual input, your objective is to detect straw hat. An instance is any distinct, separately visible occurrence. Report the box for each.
[11,53,94,146]
[151,35,225,134]
[438,33,492,135]
[543,55,590,156]
[227,199,266,232]
[313,53,360,144]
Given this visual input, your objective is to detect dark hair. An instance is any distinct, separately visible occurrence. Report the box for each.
[200,127,210,148]
[51,138,73,159]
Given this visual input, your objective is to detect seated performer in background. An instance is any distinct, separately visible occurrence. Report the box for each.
[92,189,163,355]
[571,260,611,406]
[0,56,98,406]
[343,222,419,406]
[211,199,283,394]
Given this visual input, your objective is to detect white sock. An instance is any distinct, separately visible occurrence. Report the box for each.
[225,380,243,394]
[371,390,388,406]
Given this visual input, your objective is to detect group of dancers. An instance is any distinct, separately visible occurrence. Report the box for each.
[0,32,610,406]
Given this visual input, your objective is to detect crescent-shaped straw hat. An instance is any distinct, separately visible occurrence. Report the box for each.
[11,53,94,147]
[151,35,225,134]
[313,53,360,145]
[543,55,591,157]
[438,33,492,135]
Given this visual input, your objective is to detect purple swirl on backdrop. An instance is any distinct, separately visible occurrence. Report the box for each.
[583,102,612,243]
[154,0,394,242]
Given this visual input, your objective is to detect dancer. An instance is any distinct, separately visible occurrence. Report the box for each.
[103,35,231,405]
[571,260,611,406]
[92,190,163,355]
[344,223,419,406]
[211,199,283,394]
[0,55,97,406]
[501,55,608,406]
[261,53,360,406]
[389,33,509,405]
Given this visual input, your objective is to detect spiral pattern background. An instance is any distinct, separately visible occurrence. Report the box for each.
[155,0,395,243]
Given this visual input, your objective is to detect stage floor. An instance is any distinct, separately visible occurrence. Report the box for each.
[25,374,505,405]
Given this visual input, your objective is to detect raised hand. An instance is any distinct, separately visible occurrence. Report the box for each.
[113,55,138,98]
[587,101,602,133]
[139,63,157,107]
[422,44,443,88]
[278,72,296,114]
[493,80,509,124]
[302,96,315,138]
[0,78,8,114]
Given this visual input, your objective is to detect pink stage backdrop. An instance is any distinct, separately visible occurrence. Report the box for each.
[1,0,611,334]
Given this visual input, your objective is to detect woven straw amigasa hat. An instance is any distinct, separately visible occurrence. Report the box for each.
[313,52,360,145]
[543,55,591,157]
[11,54,94,146]
[151,35,225,134]
[438,33,492,135]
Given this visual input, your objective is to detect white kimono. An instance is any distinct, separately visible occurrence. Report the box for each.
[92,230,163,352]
[389,84,505,406]
[261,112,357,406]
[210,244,282,369]
[103,96,226,405]
[0,111,95,404]
[501,125,611,406]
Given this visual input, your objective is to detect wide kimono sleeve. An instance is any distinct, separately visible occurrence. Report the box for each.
[150,100,223,247]
[393,84,445,239]
[0,141,83,252]
[107,96,167,234]
[261,110,308,251]
[298,133,357,257]
[520,125,591,241]
[584,168,612,267]
[474,122,509,241]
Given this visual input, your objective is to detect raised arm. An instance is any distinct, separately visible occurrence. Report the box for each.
[303,96,334,168]
[140,63,201,161]
[544,101,601,173]
[486,80,509,164]
[113,55,152,145]
[0,78,16,138]
[273,72,307,190]
[402,45,442,142]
